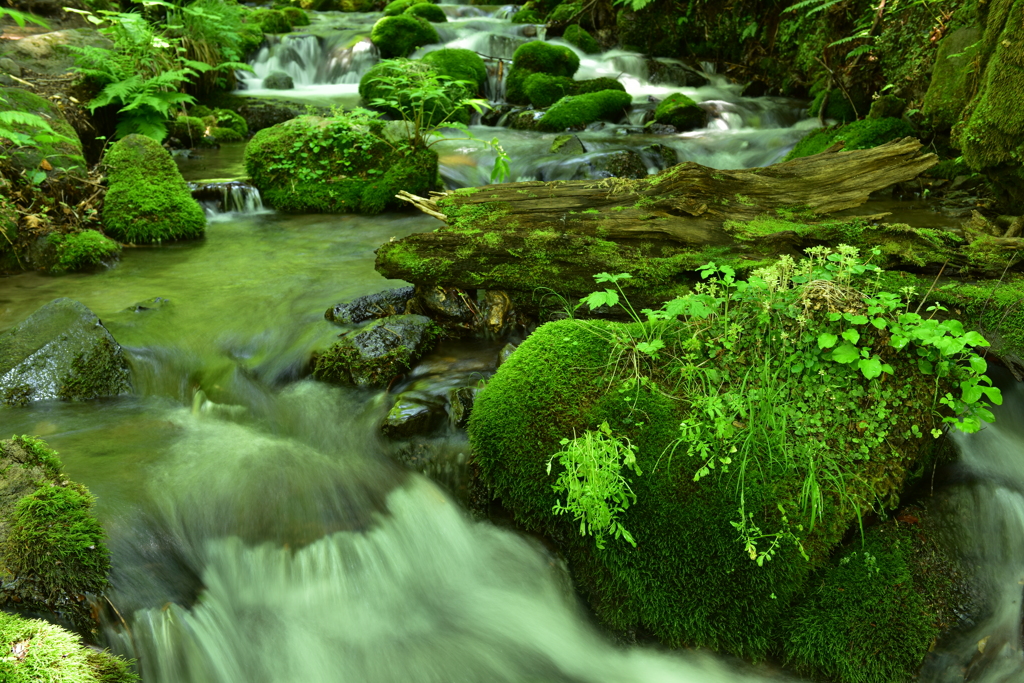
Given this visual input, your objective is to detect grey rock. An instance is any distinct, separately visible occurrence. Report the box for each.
[639,143,678,171]
[550,134,585,155]
[326,286,415,324]
[573,150,647,180]
[415,285,475,323]
[381,391,444,438]
[0,58,21,77]
[497,342,517,367]
[0,28,112,75]
[263,72,295,90]
[446,385,477,428]
[313,314,440,387]
[0,298,132,406]
[646,123,678,135]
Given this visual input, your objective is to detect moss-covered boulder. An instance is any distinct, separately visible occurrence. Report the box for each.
[505,41,581,105]
[511,8,544,23]
[251,8,291,34]
[405,2,447,22]
[313,314,441,387]
[421,48,488,95]
[575,77,625,95]
[0,436,112,629]
[468,254,962,661]
[784,117,915,161]
[536,90,632,131]
[244,113,439,214]
[652,92,705,132]
[263,71,295,90]
[0,88,85,177]
[359,59,471,127]
[281,6,310,27]
[370,15,440,59]
[0,298,132,406]
[921,27,983,131]
[48,230,121,274]
[0,611,137,683]
[101,134,206,244]
[563,24,600,54]
[382,0,418,15]
[523,72,577,108]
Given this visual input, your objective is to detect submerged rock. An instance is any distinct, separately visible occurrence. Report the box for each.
[446,385,477,428]
[550,134,585,155]
[0,298,132,406]
[381,391,445,438]
[263,71,295,90]
[325,286,415,324]
[313,314,441,387]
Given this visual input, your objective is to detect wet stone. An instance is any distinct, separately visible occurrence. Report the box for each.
[447,386,477,429]
[313,314,441,388]
[381,391,444,438]
[415,286,475,324]
[646,123,678,135]
[550,134,585,155]
[326,286,415,324]
[497,343,517,367]
[263,71,295,90]
[0,298,132,406]
[639,143,679,171]
[573,150,647,180]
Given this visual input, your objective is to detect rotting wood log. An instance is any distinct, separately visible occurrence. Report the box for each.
[376,138,1022,300]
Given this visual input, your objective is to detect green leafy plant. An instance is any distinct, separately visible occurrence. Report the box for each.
[546,421,642,549]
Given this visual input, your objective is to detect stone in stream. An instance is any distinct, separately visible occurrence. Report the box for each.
[550,134,585,155]
[263,71,295,89]
[446,385,477,429]
[497,342,517,367]
[313,314,441,387]
[325,286,415,324]
[639,143,679,171]
[0,298,132,406]
[415,285,476,324]
[652,92,706,132]
[573,149,647,179]
[381,390,445,438]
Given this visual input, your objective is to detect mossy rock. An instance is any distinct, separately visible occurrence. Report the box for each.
[359,60,470,127]
[0,436,112,629]
[547,1,582,25]
[264,71,295,90]
[523,72,577,108]
[382,0,417,16]
[251,8,291,34]
[512,41,580,78]
[575,77,625,95]
[653,92,705,132]
[101,134,206,244]
[313,314,442,387]
[0,611,137,683]
[808,89,861,123]
[536,89,632,132]
[511,8,544,23]
[371,15,440,58]
[921,27,983,131]
[0,298,132,406]
[244,113,438,214]
[207,126,243,143]
[784,512,966,683]
[405,2,447,22]
[280,6,310,27]
[0,88,85,176]
[421,48,488,94]
[563,24,600,54]
[48,230,121,274]
[783,117,915,162]
[167,114,205,145]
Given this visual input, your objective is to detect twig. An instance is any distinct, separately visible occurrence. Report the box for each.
[815,56,859,120]
[914,259,949,315]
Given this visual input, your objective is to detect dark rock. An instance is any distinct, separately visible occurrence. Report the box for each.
[497,343,517,367]
[381,391,445,438]
[447,385,477,428]
[263,71,295,90]
[574,150,647,179]
[741,80,768,98]
[505,109,544,131]
[645,123,678,135]
[868,94,906,119]
[236,101,303,135]
[415,285,475,324]
[522,25,537,37]
[950,175,984,192]
[480,290,515,334]
[312,314,441,387]
[550,134,585,155]
[325,286,415,324]
[0,298,132,406]
[645,59,709,87]
[639,143,678,171]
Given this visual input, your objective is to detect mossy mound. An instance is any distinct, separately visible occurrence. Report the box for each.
[575,77,625,95]
[784,512,965,683]
[0,88,85,177]
[101,134,206,244]
[191,105,249,138]
[563,24,600,54]
[511,8,544,23]
[523,73,576,109]
[382,0,420,16]
[370,15,440,58]
[280,6,310,27]
[468,258,957,660]
[784,117,915,161]
[251,8,291,34]
[0,611,137,683]
[653,92,704,131]
[922,27,982,131]
[505,41,581,104]
[244,113,438,214]
[48,230,120,274]
[0,436,111,629]
[209,126,244,143]
[421,48,488,94]
[405,2,447,22]
[167,114,205,145]
[359,60,470,127]
[537,89,632,132]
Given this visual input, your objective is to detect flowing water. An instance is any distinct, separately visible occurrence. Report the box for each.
[1,3,1020,682]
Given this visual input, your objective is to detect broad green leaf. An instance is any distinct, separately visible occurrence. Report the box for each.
[963,330,991,347]
[858,356,882,379]
[817,333,838,349]
[830,342,860,364]
[841,328,860,345]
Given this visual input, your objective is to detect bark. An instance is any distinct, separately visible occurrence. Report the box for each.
[376,138,1021,298]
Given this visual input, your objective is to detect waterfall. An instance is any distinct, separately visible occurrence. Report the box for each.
[190,181,267,217]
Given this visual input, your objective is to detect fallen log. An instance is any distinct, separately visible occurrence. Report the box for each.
[376,138,1019,299]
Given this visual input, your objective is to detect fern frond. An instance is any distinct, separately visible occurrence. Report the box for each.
[0,111,55,132]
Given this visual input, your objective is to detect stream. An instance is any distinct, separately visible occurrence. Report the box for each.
[2,2,1023,681]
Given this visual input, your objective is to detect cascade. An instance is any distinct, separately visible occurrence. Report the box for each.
[190,181,266,217]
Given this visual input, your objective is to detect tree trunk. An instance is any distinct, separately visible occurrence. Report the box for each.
[376,139,1020,300]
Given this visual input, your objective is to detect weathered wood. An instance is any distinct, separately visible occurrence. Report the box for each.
[376,139,1017,298]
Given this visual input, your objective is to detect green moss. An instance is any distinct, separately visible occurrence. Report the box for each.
[929,275,1024,361]
[280,6,310,26]
[383,0,417,16]
[359,148,439,214]
[653,92,704,131]
[523,72,577,108]
[312,316,442,387]
[615,0,682,57]
[102,135,206,244]
[371,15,440,58]
[928,157,970,179]
[574,77,624,95]
[784,118,915,161]
[405,2,447,22]
[512,40,580,78]
[808,89,858,123]
[537,90,632,132]
[251,8,290,33]
[0,88,85,175]
[547,1,582,23]
[209,126,244,143]
[922,26,982,131]
[563,24,600,54]
[0,612,137,683]
[784,520,954,683]
[783,127,835,161]
[48,230,121,274]
[511,8,544,23]
[420,48,488,93]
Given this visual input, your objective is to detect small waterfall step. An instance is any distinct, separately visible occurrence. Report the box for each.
[190,181,266,216]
